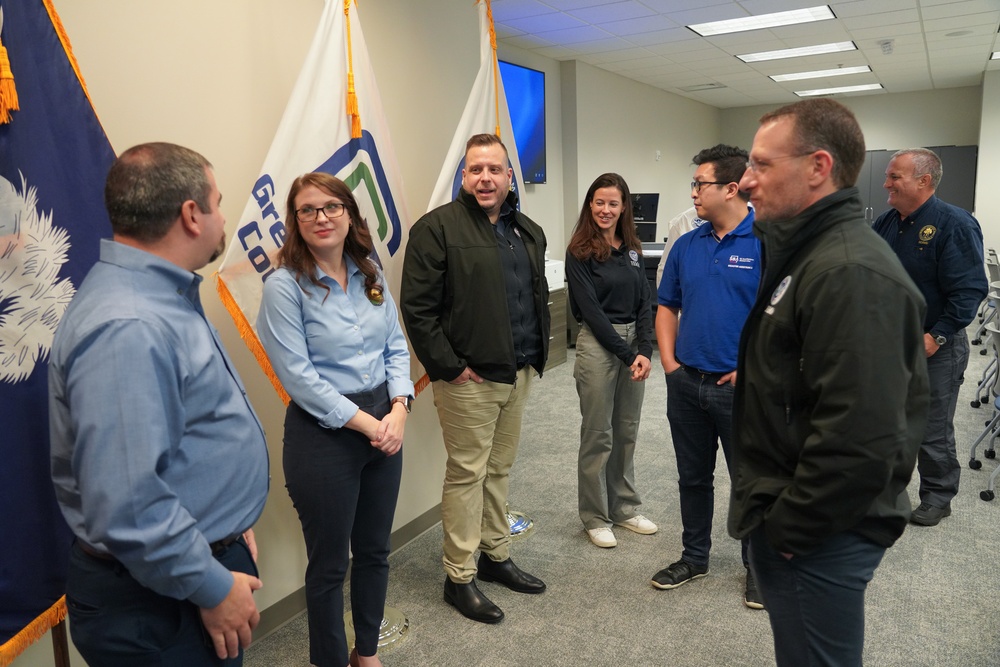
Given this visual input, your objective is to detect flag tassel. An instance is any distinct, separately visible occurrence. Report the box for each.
[347,72,362,138]
[0,43,18,125]
[215,275,290,406]
[0,597,66,666]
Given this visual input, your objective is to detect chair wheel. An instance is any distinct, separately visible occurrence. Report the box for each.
[970,459,983,470]
[972,400,981,408]
[986,449,996,459]
[981,490,995,501]
[981,348,988,355]
[973,338,982,345]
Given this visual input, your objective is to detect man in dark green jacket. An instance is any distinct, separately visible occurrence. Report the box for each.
[401,133,549,625]
[730,99,929,666]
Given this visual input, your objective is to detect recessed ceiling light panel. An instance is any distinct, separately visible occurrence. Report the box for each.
[795,83,883,97]
[689,5,835,37]
[770,66,871,82]
[738,41,857,63]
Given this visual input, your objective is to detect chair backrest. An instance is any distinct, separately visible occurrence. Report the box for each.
[988,258,1000,284]
[987,323,1000,398]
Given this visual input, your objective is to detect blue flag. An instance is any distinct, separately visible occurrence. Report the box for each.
[0,0,115,655]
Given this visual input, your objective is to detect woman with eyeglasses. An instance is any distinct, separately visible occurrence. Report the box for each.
[257,173,413,667]
[566,172,656,550]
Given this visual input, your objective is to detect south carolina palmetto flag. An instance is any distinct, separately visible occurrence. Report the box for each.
[427,0,524,213]
[216,0,413,397]
[0,1,116,662]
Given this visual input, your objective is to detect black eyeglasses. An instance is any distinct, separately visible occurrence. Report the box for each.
[295,203,346,223]
[690,180,729,193]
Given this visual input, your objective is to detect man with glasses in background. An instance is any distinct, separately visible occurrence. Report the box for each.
[651,144,762,608]
[873,148,988,527]
[730,99,929,666]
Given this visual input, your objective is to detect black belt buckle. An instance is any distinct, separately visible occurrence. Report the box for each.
[210,535,240,556]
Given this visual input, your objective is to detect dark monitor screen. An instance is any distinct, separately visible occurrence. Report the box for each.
[498,60,546,184]
[635,222,657,243]
[632,193,660,222]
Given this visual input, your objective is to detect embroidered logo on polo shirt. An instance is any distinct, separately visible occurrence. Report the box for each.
[727,254,756,270]
[629,249,641,268]
[765,275,792,315]
[918,225,936,244]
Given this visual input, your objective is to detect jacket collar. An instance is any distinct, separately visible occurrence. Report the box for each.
[754,187,863,284]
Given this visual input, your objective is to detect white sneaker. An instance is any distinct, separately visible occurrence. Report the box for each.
[587,527,617,548]
[615,515,658,535]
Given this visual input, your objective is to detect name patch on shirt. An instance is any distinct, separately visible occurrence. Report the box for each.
[727,254,756,270]
[629,249,641,268]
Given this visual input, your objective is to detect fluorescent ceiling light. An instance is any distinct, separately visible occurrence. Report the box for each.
[795,83,883,97]
[738,41,856,63]
[689,5,835,37]
[771,65,871,82]
[992,52,1000,59]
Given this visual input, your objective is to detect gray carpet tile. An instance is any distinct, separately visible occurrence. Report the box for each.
[247,322,1000,667]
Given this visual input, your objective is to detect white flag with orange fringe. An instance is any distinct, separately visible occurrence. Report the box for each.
[215,0,413,400]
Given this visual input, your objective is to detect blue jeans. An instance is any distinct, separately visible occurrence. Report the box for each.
[665,366,747,566]
[283,386,402,667]
[749,527,886,667]
[66,537,256,666]
[919,328,969,506]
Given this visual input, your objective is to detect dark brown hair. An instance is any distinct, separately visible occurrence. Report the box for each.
[567,173,641,263]
[277,172,380,300]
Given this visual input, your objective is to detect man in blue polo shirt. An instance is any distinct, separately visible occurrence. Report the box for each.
[873,148,988,527]
[651,144,763,609]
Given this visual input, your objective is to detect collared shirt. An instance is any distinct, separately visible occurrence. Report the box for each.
[256,257,412,428]
[493,202,543,369]
[49,240,269,609]
[658,208,760,373]
[566,242,653,365]
[873,195,988,339]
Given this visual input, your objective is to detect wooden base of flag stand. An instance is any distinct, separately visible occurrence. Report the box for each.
[51,620,70,667]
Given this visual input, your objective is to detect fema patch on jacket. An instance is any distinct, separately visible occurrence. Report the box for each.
[629,249,641,268]
[765,275,792,315]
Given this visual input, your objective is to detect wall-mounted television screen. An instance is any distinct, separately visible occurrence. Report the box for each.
[498,60,546,185]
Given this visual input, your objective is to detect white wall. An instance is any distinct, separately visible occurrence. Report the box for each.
[977,72,1000,251]
[564,61,722,244]
[720,87,982,157]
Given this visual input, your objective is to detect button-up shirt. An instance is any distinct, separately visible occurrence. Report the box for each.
[256,258,412,428]
[49,240,269,609]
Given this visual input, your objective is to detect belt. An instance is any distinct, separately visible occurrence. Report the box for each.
[78,535,242,562]
[681,364,727,380]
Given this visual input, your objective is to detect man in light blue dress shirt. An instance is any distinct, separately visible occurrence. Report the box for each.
[49,143,269,666]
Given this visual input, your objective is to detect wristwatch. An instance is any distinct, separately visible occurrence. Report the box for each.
[934,334,947,346]
[391,396,412,413]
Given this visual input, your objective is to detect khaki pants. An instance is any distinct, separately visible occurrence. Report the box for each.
[433,366,533,583]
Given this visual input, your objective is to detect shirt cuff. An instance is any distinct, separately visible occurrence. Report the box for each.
[187,559,235,609]
[321,395,360,429]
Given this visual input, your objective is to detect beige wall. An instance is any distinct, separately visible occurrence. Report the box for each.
[564,61,722,243]
[720,87,983,152]
[977,71,1000,251]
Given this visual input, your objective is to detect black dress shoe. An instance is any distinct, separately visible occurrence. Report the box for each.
[476,555,546,594]
[443,578,504,624]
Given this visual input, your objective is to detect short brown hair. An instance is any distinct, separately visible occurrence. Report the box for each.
[760,99,865,189]
[465,133,509,160]
[105,142,212,242]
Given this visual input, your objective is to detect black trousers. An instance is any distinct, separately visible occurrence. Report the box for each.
[66,537,257,666]
[283,384,402,667]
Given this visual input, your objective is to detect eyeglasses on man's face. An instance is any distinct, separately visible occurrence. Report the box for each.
[744,151,816,174]
[295,202,346,223]
[691,180,729,193]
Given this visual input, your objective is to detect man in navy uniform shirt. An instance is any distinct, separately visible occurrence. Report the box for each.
[874,148,988,526]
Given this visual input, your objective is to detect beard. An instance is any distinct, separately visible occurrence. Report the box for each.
[209,233,226,263]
